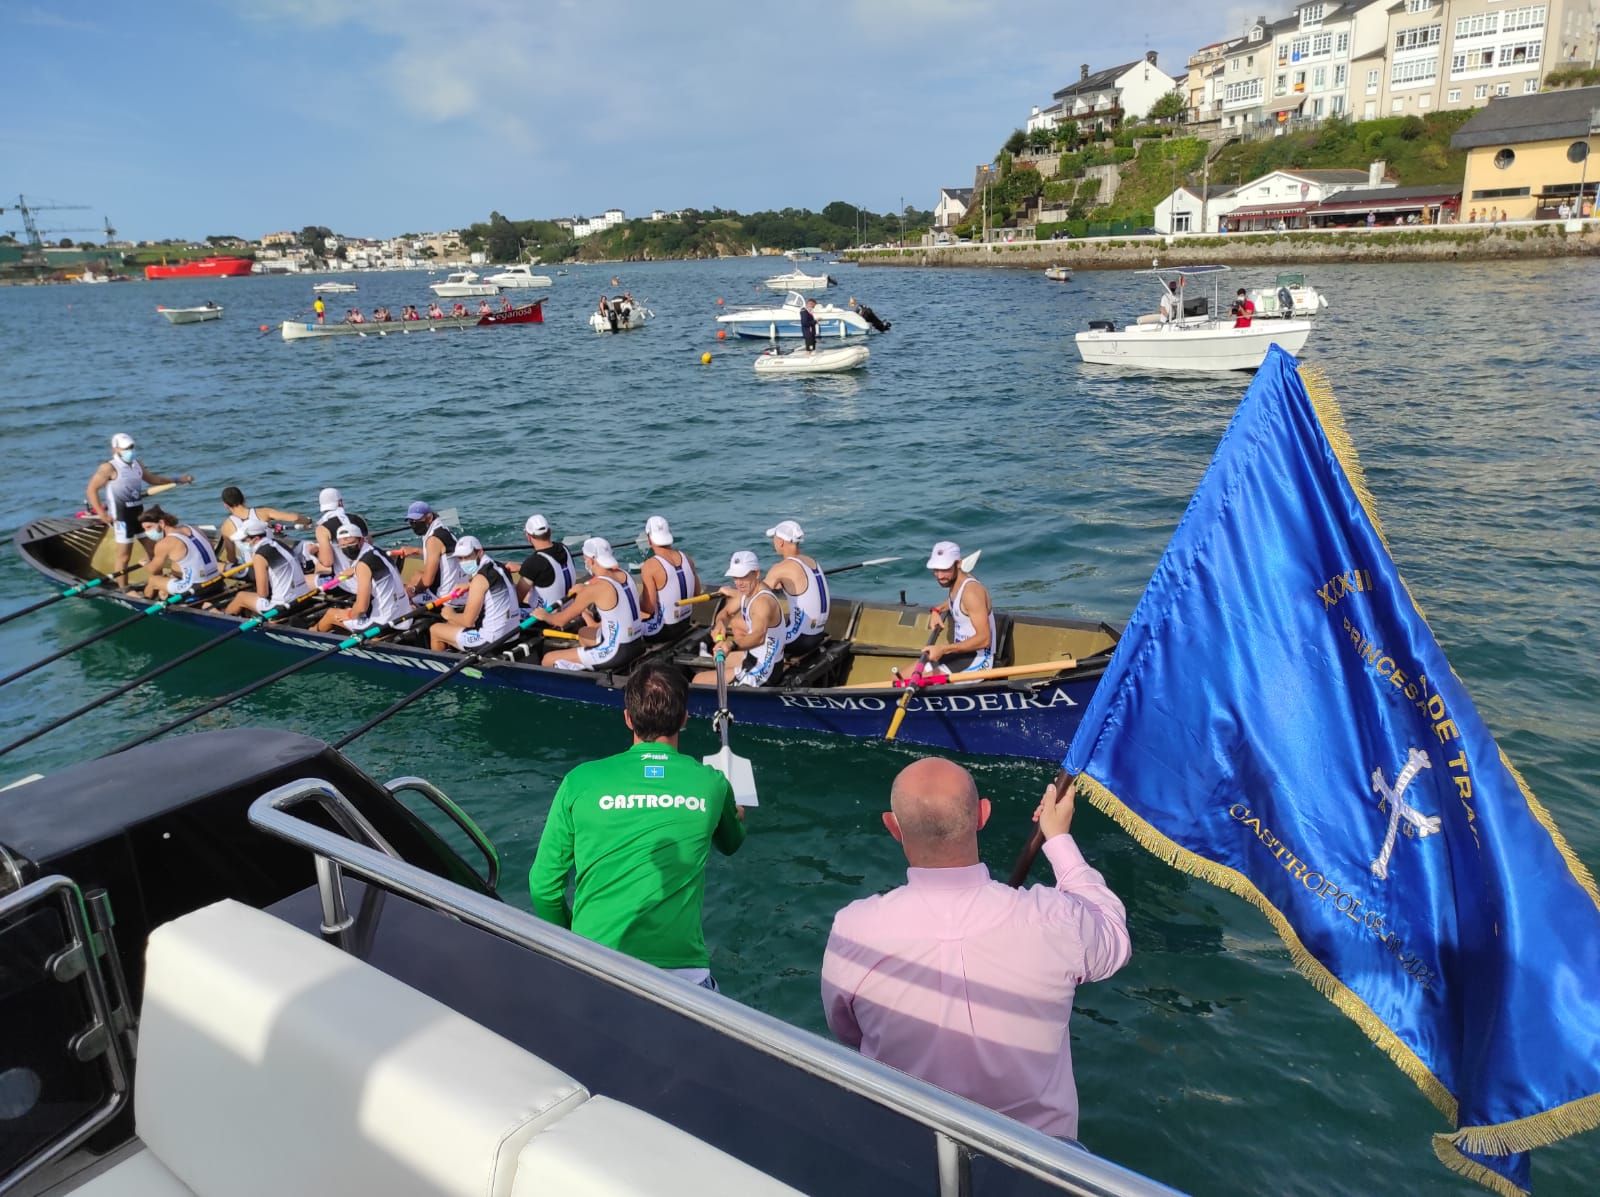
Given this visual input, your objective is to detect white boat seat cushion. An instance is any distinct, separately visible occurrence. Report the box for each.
[67,1147,195,1197]
[510,1095,804,1197]
[134,899,589,1197]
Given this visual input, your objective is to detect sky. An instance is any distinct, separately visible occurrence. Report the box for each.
[2,1,1257,242]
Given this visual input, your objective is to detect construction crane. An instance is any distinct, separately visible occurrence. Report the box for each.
[1,194,96,268]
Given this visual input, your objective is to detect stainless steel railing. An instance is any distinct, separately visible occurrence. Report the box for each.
[249,780,1181,1197]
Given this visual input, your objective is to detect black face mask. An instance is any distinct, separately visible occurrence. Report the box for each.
[409,519,431,536]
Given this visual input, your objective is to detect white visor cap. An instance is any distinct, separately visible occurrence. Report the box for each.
[582,537,619,569]
[645,515,674,546]
[334,523,364,542]
[725,550,761,578]
[524,513,551,536]
[765,519,804,543]
[239,517,271,538]
[452,535,483,558]
[926,541,962,570]
[318,487,343,512]
[111,432,136,450]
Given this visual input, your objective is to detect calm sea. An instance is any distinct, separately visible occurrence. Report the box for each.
[0,259,1596,1193]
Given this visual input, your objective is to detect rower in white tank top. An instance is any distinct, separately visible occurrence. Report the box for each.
[943,575,995,673]
[164,526,222,595]
[640,551,699,637]
[733,585,786,686]
[252,538,311,608]
[764,520,829,653]
[579,574,644,666]
[228,507,261,563]
[346,543,411,629]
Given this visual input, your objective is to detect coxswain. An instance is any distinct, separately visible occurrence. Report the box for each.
[397,500,464,603]
[224,518,313,616]
[137,507,221,600]
[428,302,445,319]
[924,540,994,673]
[692,550,784,687]
[513,513,576,612]
[313,524,412,634]
[84,432,194,586]
[429,537,522,652]
[637,515,701,644]
[312,487,368,594]
[536,538,645,671]
[763,519,829,658]
[217,486,305,565]
[313,295,326,325]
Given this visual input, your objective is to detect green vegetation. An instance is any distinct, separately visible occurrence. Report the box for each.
[120,244,255,267]
[1545,67,1600,88]
[1147,91,1186,122]
[1209,111,1472,188]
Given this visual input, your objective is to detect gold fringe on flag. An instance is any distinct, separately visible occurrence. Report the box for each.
[1431,1138,1528,1197]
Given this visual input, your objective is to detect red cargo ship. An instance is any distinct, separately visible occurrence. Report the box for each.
[144,256,255,280]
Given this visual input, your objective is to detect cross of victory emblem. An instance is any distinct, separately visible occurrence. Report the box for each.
[1369,747,1442,880]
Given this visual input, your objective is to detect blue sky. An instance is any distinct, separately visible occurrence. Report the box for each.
[4,1,1247,241]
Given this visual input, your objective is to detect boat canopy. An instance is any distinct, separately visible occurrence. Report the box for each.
[1135,264,1232,277]
[1275,272,1307,286]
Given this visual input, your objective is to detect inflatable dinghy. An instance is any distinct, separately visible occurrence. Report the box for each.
[752,345,870,375]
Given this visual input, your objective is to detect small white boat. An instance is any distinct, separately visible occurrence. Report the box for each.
[588,303,653,333]
[312,280,358,294]
[764,269,834,292]
[157,304,223,325]
[484,264,554,289]
[1074,265,1311,372]
[78,269,110,285]
[1044,265,1072,282]
[429,270,497,298]
[716,291,872,341]
[753,345,870,375]
[1249,272,1329,318]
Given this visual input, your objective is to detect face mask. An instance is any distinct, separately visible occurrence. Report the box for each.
[339,541,362,558]
[118,449,137,464]
[460,558,481,578]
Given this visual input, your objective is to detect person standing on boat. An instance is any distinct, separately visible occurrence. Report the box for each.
[136,507,221,600]
[529,661,746,990]
[1231,288,1255,329]
[637,515,702,644]
[924,541,994,674]
[536,538,646,671]
[396,500,464,605]
[513,513,577,613]
[820,761,1129,1141]
[800,298,820,351]
[313,296,326,325]
[224,518,312,616]
[429,537,520,652]
[762,520,829,659]
[217,486,306,566]
[313,524,411,634]
[692,551,785,687]
[84,432,193,586]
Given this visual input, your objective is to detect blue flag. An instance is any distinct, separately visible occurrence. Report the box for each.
[1063,348,1600,1195]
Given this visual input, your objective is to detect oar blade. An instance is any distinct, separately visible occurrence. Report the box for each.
[703,745,759,807]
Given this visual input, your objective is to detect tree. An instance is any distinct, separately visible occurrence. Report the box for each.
[1028,127,1054,152]
[1148,91,1186,122]
[57,237,74,248]
[1052,119,1080,151]
[1002,128,1027,156]
[298,225,333,255]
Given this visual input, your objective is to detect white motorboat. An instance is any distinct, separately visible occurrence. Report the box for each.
[763,268,834,292]
[1074,265,1311,372]
[589,303,653,332]
[716,291,872,341]
[156,304,223,325]
[312,280,358,294]
[753,345,869,374]
[1248,272,1329,318]
[485,264,554,289]
[1044,265,1072,282]
[429,270,497,298]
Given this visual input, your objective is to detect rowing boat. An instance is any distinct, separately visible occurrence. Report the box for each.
[15,518,1119,761]
[281,300,544,341]
[157,305,223,325]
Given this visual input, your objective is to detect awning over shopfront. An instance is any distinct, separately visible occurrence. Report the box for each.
[1227,203,1311,221]
[1312,187,1460,216]
[1263,95,1308,116]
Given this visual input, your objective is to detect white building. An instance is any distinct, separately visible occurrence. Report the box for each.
[1026,51,1181,135]
[1156,163,1389,231]
[1263,1,1392,128]
[1154,184,1239,233]
[934,187,973,230]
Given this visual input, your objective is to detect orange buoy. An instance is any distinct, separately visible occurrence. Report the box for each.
[716,297,724,306]
[259,324,269,332]
[716,329,727,340]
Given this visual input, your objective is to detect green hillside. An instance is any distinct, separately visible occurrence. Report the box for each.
[1208,110,1473,190]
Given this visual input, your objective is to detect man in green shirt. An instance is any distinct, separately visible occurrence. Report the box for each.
[530,662,747,988]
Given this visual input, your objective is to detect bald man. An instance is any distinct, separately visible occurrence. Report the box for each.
[820,760,1130,1142]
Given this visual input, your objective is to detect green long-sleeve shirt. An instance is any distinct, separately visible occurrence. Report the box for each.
[529,740,747,969]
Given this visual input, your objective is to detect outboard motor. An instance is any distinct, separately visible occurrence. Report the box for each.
[858,304,891,333]
[1277,286,1295,317]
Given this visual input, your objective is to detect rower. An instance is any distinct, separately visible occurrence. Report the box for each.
[429,537,521,652]
[924,540,994,674]
[693,551,784,687]
[428,302,444,319]
[536,538,645,672]
[313,524,412,634]
[137,507,222,600]
[312,487,368,594]
[763,519,830,659]
[637,515,701,644]
[397,500,464,604]
[217,486,305,565]
[513,513,576,612]
[84,432,193,586]
[224,518,313,616]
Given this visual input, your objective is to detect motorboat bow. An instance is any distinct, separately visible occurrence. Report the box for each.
[716,291,872,341]
[1044,265,1073,282]
[485,264,555,289]
[311,280,358,294]
[1248,272,1329,318]
[429,270,498,298]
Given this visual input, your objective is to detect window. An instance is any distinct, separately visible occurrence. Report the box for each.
[1367,68,1379,93]
[1499,42,1542,68]
[1453,48,1495,73]
[1335,31,1350,55]
[1493,148,1516,169]
[1291,37,1312,60]
[1419,94,1431,108]
[1332,95,1345,115]
[1405,0,1431,11]
[1447,88,1461,102]
[1494,82,1512,96]
[1394,24,1441,51]
[1277,73,1288,94]
[1454,13,1498,40]
[1569,141,1591,164]
[1312,33,1332,57]
[1225,78,1264,104]
[1174,212,1192,233]
[1502,6,1546,33]
[1524,79,1540,93]
[1313,67,1327,88]
[1390,56,1439,85]
[1295,70,1307,88]
[1470,186,1530,200]
[1312,97,1325,115]
[1392,98,1405,112]
[1247,55,1254,67]
[1475,84,1489,98]
[1334,64,1347,87]
[1302,2,1325,23]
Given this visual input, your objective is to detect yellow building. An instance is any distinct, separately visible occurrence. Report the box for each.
[1452,85,1600,219]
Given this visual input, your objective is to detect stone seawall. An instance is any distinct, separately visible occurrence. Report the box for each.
[848,224,1600,270]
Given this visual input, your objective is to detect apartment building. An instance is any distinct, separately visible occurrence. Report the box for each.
[1264,2,1392,125]
[1219,17,1282,131]
[1377,1,1600,118]
[1186,38,1243,125]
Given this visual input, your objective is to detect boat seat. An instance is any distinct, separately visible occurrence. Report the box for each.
[510,1096,803,1197]
[81,898,589,1197]
[779,639,851,689]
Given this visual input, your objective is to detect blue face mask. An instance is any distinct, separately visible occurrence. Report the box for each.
[118,448,137,464]
[460,558,481,578]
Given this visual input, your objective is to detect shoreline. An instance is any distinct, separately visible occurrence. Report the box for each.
[845,221,1600,269]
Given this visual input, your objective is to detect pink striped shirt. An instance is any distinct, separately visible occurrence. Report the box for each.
[820,835,1131,1139]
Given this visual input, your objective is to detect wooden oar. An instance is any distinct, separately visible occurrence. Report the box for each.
[0,560,251,692]
[704,644,758,806]
[884,622,943,742]
[1006,768,1073,887]
[0,587,327,758]
[0,577,106,630]
[102,587,466,757]
[840,656,1078,690]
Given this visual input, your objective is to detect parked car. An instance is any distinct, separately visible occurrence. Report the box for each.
[1050,231,1073,240]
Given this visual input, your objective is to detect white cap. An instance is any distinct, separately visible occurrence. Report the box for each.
[524,513,551,536]
[334,522,364,541]
[926,540,962,570]
[110,432,136,450]
[318,487,343,512]
[765,519,804,543]
[582,537,619,569]
[239,517,270,538]
[452,534,482,558]
[725,550,760,578]
[645,515,673,546]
